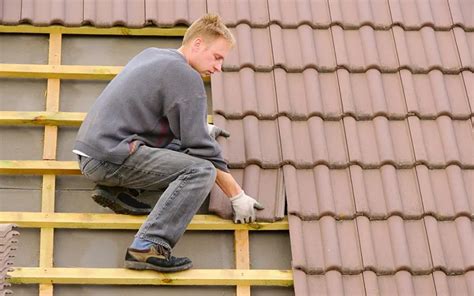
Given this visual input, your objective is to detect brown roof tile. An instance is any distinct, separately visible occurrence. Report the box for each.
[83,0,146,28]
[454,29,474,71]
[278,117,349,168]
[401,70,472,119]
[425,216,473,274]
[289,215,363,274]
[270,24,337,72]
[332,26,399,72]
[433,270,474,295]
[209,109,280,222]
[344,117,415,168]
[284,165,356,219]
[448,0,474,30]
[209,166,285,222]
[274,68,342,120]
[214,115,282,168]
[388,0,454,30]
[267,0,332,28]
[416,165,473,219]
[363,271,437,295]
[338,69,407,119]
[357,216,433,274]
[0,0,22,25]
[223,24,273,71]
[207,0,269,27]
[408,116,473,168]
[350,165,424,219]
[328,0,393,29]
[145,0,206,27]
[2,0,207,27]
[462,71,474,111]
[293,270,366,296]
[211,69,278,119]
[17,0,84,26]
[393,27,463,73]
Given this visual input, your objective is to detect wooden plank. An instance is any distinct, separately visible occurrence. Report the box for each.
[0,63,210,82]
[0,160,79,175]
[235,230,251,296]
[235,231,250,268]
[0,25,186,36]
[43,126,58,159]
[8,268,293,286]
[39,284,53,296]
[0,64,121,80]
[48,33,62,65]
[40,32,62,296]
[0,111,85,126]
[0,111,212,126]
[43,81,61,159]
[39,176,56,268]
[0,212,289,231]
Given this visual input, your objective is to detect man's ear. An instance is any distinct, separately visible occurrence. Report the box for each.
[191,37,203,52]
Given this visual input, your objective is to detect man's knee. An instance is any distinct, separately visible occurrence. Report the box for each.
[190,159,216,184]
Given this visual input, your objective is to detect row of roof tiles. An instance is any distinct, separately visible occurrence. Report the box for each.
[212,69,473,120]
[210,165,285,222]
[223,25,473,73]
[294,269,474,295]
[213,115,473,169]
[289,215,473,274]
[209,164,472,222]
[1,0,473,30]
[284,164,473,220]
[0,224,18,295]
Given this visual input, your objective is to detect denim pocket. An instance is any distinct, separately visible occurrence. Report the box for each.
[80,158,107,182]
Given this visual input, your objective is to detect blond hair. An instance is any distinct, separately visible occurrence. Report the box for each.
[182,14,235,47]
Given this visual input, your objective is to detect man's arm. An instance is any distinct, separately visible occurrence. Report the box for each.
[215,169,242,197]
[216,169,264,223]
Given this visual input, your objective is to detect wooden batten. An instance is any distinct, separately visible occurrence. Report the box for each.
[0,111,212,126]
[10,268,293,286]
[0,212,289,231]
[0,25,187,36]
[0,64,210,82]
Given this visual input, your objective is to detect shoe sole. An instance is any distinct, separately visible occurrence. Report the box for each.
[92,192,151,215]
[124,260,193,273]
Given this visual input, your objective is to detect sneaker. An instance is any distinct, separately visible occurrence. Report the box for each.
[124,245,193,272]
[91,185,152,215]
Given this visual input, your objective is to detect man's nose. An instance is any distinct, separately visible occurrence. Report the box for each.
[214,62,222,73]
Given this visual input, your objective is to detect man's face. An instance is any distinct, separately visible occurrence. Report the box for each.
[189,37,231,77]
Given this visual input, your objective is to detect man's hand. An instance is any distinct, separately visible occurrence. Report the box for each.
[230,191,264,223]
[207,124,230,140]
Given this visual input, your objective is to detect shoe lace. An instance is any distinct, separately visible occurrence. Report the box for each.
[156,244,171,260]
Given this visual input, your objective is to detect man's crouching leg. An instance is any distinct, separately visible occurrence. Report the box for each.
[124,159,216,272]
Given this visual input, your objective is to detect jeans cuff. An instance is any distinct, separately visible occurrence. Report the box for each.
[138,234,171,250]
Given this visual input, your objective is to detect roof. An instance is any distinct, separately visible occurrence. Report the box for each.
[0,224,18,295]
[1,0,473,294]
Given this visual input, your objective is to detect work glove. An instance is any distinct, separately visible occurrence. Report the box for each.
[230,191,264,223]
[207,124,230,140]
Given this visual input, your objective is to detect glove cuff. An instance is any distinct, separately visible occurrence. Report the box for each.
[230,190,244,202]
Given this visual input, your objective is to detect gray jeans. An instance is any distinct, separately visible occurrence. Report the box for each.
[78,145,217,249]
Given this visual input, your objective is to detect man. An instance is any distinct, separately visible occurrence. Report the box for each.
[73,14,264,272]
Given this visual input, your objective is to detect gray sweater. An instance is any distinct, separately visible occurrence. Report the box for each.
[74,48,229,172]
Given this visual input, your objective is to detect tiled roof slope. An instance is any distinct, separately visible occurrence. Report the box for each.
[208,0,474,295]
[2,0,474,295]
[0,224,18,295]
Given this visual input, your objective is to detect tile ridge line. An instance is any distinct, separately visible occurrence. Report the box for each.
[287,212,474,222]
